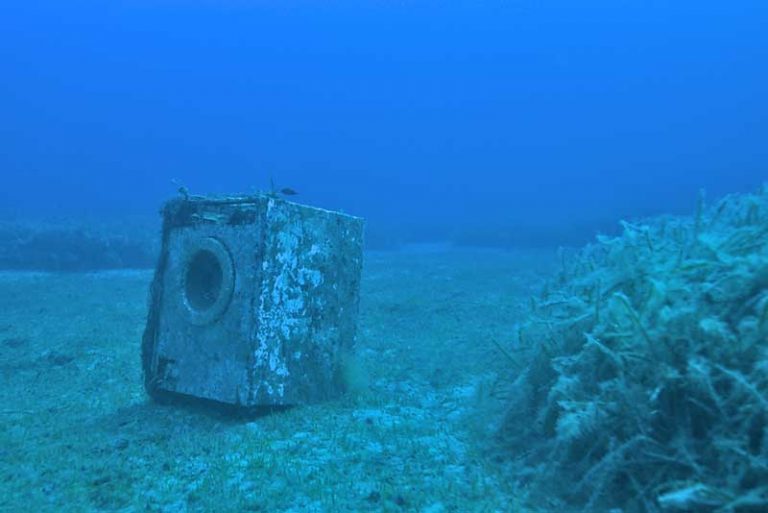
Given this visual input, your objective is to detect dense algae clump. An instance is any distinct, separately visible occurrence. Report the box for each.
[500,186,768,512]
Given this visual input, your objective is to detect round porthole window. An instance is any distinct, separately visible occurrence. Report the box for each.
[181,237,234,325]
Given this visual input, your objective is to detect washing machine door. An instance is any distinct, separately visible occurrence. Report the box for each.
[151,223,261,405]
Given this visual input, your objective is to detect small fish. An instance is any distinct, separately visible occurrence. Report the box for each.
[280,187,298,196]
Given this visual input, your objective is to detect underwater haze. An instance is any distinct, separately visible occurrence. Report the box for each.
[3,3,768,513]
[1,0,767,248]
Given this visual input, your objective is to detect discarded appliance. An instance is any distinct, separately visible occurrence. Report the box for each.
[141,193,364,407]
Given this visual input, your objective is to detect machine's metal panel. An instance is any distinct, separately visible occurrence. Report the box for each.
[250,197,364,404]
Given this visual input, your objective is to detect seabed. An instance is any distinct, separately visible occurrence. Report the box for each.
[0,249,556,513]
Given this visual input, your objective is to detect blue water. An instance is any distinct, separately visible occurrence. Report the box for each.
[2,5,768,511]
[1,1,767,247]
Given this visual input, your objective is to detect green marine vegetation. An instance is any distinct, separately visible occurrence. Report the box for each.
[0,220,156,271]
[498,186,768,512]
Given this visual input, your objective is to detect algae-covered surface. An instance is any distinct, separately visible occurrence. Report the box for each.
[499,188,768,512]
[0,249,555,513]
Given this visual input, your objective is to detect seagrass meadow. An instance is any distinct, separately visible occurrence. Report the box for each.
[1,187,767,513]
[498,186,768,512]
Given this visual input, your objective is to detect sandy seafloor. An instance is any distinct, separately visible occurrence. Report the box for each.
[0,249,558,513]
